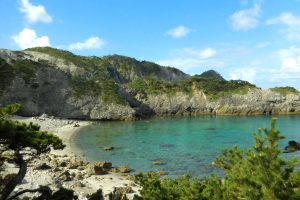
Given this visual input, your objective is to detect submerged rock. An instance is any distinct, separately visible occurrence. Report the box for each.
[152,161,165,166]
[104,146,114,151]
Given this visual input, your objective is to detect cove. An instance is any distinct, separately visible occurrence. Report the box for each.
[73,115,300,177]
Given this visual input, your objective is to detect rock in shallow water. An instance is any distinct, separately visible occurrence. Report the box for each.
[104,146,114,151]
[284,140,300,153]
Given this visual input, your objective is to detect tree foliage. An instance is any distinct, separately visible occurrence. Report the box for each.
[0,104,65,200]
[134,119,300,200]
[0,104,65,153]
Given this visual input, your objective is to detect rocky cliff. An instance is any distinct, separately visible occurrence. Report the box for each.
[0,47,299,120]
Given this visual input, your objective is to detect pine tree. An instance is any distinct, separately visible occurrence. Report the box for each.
[0,104,65,200]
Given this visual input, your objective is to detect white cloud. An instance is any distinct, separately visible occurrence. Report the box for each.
[264,47,300,83]
[157,58,223,73]
[277,47,300,73]
[12,28,50,49]
[183,48,217,59]
[19,0,52,24]
[157,58,202,69]
[68,37,106,50]
[229,68,257,83]
[230,4,260,31]
[166,26,190,39]
[156,47,220,73]
[266,12,300,41]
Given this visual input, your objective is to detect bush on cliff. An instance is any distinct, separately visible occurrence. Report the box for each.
[134,119,300,200]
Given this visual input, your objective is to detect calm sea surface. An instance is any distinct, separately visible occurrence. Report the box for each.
[73,115,300,177]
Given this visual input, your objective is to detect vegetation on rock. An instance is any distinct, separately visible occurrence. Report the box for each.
[126,76,256,99]
[0,58,14,95]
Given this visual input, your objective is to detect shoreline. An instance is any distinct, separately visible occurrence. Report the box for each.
[11,115,90,157]
[6,115,139,199]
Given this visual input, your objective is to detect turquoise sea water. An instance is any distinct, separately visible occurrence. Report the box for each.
[73,115,300,177]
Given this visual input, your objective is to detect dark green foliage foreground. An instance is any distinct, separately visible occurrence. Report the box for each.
[134,119,300,200]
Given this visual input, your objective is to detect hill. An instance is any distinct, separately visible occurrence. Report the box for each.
[0,47,299,120]
[198,69,225,81]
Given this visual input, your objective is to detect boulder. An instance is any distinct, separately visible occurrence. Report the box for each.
[73,181,85,188]
[284,140,300,153]
[73,123,80,127]
[60,161,67,167]
[34,162,52,170]
[97,161,112,169]
[76,172,84,180]
[87,164,107,175]
[118,166,131,173]
[1,150,15,160]
[67,158,84,169]
[58,170,73,182]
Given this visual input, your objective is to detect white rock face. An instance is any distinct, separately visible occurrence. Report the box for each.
[23,51,87,77]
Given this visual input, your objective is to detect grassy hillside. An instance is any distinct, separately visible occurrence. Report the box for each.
[126,76,256,99]
[270,87,299,95]
[197,69,225,81]
[25,47,187,82]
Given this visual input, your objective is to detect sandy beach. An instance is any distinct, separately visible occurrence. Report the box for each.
[3,115,139,199]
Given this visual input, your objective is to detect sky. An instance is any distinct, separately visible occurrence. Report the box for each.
[0,0,300,90]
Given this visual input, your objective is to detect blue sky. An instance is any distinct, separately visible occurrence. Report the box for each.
[1,0,300,89]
